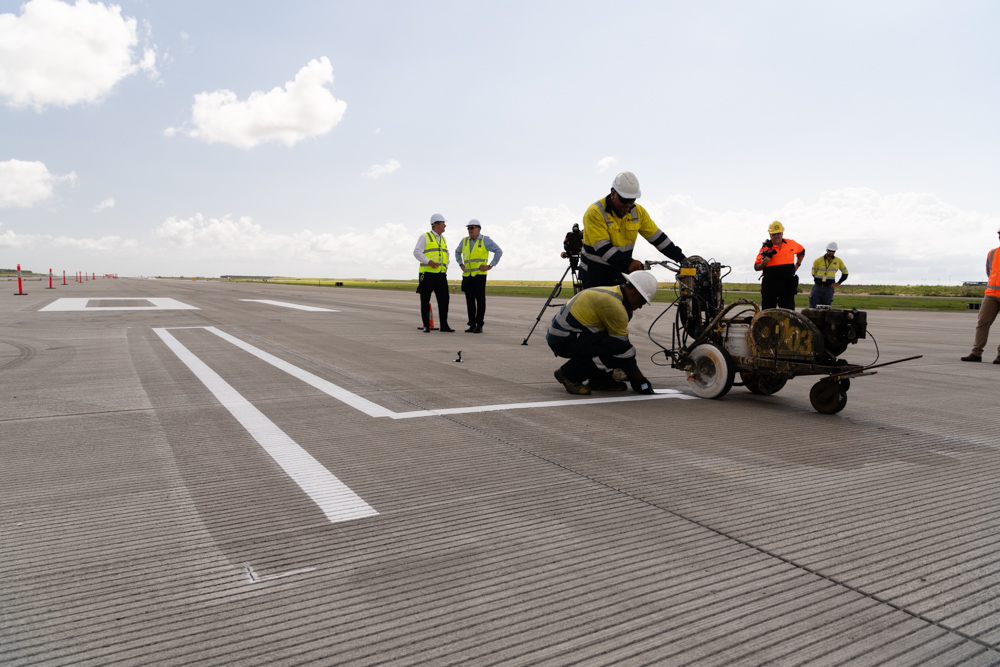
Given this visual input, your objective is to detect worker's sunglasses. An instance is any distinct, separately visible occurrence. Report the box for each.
[616,194,635,207]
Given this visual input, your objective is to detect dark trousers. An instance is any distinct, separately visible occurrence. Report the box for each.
[761,276,797,310]
[547,331,638,382]
[418,272,449,328]
[463,274,487,326]
[809,283,835,308]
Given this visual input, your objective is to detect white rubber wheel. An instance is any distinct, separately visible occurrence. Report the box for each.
[686,344,735,399]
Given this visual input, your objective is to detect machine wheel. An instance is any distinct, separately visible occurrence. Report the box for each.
[687,344,735,399]
[740,371,787,396]
[810,379,848,414]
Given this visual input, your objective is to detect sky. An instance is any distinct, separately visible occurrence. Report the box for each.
[1,0,999,284]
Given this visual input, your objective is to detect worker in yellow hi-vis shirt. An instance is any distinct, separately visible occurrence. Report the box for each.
[809,242,849,308]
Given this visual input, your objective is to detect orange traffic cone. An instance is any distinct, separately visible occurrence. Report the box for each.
[419,302,439,330]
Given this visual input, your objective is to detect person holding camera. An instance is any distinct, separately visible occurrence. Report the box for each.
[546,271,659,396]
[579,172,685,289]
[754,221,805,310]
[455,219,503,333]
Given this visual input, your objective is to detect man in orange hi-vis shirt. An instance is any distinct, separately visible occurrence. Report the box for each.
[754,220,805,310]
[961,226,1000,363]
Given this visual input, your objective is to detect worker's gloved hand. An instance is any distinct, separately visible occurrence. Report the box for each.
[630,376,655,394]
[627,259,644,273]
[664,243,685,263]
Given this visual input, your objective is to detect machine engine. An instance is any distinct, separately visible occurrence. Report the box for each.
[676,256,867,364]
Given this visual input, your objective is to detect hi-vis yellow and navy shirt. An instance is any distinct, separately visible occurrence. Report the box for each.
[581,197,674,283]
[545,285,639,374]
[811,255,849,285]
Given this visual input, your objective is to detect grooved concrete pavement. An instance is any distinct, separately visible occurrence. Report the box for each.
[2,277,1000,666]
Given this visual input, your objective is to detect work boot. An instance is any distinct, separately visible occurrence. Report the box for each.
[994,355,1000,364]
[440,326,456,332]
[554,369,590,395]
[588,372,627,391]
[472,325,483,333]
[961,354,982,362]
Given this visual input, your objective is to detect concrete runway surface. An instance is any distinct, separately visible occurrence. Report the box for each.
[3,277,1000,666]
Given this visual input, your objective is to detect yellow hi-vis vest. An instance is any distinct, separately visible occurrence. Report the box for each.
[987,248,1000,297]
[420,232,448,274]
[460,236,489,277]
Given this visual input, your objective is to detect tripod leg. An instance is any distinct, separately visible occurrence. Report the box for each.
[521,265,572,345]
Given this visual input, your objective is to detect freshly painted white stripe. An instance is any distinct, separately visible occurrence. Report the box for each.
[389,390,696,419]
[41,297,198,312]
[180,326,694,419]
[153,327,378,524]
[239,299,339,312]
[204,327,395,418]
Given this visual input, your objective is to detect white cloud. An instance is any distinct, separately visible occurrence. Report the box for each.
[641,187,1000,284]
[152,213,414,270]
[595,156,618,173]
[2,189,995,284]
[0,0,157,111]
[0,159,75,207]
[361,159,400,179]
[92,197,114,213]
[167,57,346,149]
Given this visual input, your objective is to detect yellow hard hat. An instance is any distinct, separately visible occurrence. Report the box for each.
[768,221,785,234]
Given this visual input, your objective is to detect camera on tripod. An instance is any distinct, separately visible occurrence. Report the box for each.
[563,223,583,269]
[522,224,585,344]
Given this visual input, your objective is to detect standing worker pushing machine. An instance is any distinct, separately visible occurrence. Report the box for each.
[546,271,659,396]
[580,172,686,289]
[754,221,805,309]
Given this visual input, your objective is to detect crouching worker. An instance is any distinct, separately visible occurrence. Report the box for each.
[546,271,658,395]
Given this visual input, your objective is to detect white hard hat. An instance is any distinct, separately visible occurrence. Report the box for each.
[624,270,658,303]
[466,219,481,228]
[826,242,838,252]
[612,172,641,199]
[430,213,446,225]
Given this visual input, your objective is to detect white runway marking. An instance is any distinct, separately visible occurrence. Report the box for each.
[153,328,378,524]
[160,327,694,422]
[41,297,198,312]
[240,299,339,312]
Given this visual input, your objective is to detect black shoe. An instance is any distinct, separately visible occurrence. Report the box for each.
[423,327,430,333]
[554,369,590,395]
[440,326,456,332]
[465,326,476,333]
[994,356,1000,364]
[961,354,982,362]
[472,325,483,333]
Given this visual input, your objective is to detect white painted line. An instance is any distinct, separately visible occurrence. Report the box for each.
[240,299,339,312]
[167,326,695,420]
[390,391,696,419]
[153,327,378,524]
[40,297,198,312]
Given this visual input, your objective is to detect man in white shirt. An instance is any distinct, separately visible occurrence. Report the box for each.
[413,213,455,332]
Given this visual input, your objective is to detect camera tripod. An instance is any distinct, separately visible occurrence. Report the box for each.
[521,256,582,345]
